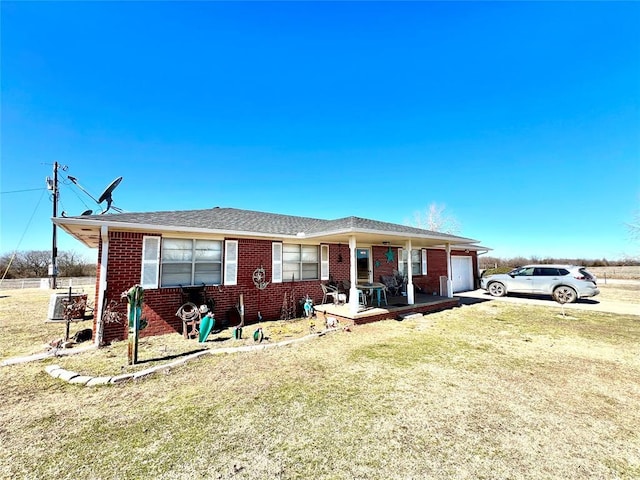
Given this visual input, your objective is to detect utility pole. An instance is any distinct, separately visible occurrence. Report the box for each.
[48,161,59,289]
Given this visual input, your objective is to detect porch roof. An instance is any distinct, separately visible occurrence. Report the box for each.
[53,207,485,250]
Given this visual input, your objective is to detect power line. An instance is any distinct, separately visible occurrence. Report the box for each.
[0,187,48,284]
[0,187,47,194]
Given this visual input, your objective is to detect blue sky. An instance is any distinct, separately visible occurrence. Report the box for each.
[2,1,639,262]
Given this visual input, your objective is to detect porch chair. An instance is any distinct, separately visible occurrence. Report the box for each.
[380,275,401,296]
[342,279,368,308]
[358,289,367,308]
[321,283,340,305]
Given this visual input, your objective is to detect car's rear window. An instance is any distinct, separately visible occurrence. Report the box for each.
[578,268,595,280]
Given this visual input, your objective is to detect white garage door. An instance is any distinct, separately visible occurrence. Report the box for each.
[451,256,474,293]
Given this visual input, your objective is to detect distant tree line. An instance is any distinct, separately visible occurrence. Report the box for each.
[0,250,96,279]
[2,250,638,280]
[479,255,640,271]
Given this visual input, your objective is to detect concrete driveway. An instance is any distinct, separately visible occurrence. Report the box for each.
[455,288,640,316]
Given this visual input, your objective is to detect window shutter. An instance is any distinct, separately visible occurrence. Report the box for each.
[272,242,282,283]
[421,249,428,275]
[141,236,160,289]
[320,244,329,280]
[224,240,238,286]
[398,248,404,274]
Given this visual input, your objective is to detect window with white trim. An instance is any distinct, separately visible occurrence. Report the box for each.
[398,248,425,276]
[282,244,319,281]
[160,238,223,287]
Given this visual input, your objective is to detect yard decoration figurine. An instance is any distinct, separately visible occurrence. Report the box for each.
[198,310,215,343]
[253,327,264,343]
[554,289,568,318]
[125,285,145,365]
[302,295,314,318]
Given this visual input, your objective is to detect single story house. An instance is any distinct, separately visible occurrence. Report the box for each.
[54,207,489,345]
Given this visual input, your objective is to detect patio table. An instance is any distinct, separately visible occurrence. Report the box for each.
[356,282,388,306]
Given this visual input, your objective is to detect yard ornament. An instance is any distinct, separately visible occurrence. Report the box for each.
[253,327,264,343]
[126,285,145,365]
[198,311,215,343]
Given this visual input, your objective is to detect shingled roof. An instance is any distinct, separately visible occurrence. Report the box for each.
[55,207,481,248]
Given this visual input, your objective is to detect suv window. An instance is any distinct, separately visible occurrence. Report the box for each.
[578,268,595,280]
[534,267,562,276]
[512,267,534,276]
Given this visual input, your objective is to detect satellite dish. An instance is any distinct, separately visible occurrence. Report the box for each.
[97,176,123,214]
[65,173,124,215]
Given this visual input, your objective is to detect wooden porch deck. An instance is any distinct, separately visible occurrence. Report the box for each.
[313,292,459,326]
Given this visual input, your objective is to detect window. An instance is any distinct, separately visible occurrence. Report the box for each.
[512,267,534,277]
[282,244,319,281]
[535,267,562,276]
[160,239,223,287]
[398,248,425,275]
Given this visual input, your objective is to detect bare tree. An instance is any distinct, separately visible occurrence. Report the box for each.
[58,250,96,277]
[19,250,50,277]
[408,203,461,234]
[0,249,96,279]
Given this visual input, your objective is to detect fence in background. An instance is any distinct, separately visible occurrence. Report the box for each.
[0,277,96,290]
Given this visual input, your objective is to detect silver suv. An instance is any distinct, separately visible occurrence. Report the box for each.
[480,265,599,303]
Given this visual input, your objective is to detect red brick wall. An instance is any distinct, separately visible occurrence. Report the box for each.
[96,233,477,344]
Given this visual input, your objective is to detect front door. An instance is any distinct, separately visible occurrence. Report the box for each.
[356,248,371,283]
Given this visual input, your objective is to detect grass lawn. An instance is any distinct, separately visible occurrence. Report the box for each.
[1,287,639,479]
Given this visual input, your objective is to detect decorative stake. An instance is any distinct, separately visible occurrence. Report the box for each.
[126,285,144,365]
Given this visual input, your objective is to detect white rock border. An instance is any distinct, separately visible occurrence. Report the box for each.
[44,328,343,387]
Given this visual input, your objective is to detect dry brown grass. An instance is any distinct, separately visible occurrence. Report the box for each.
[597,282,640,304]
[589,265,640,280]
[1,288,639,480]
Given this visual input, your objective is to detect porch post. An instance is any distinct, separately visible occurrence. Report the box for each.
[348,235,359,314]
[405,240,415,305]
[95,225,109,346]
[446,243,453,298]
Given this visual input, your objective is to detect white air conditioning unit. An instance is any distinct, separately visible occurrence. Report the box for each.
[47,292,87,322]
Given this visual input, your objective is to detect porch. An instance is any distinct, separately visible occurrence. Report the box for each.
[312,292,459,325]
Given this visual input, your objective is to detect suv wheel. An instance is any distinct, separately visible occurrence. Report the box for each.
[553,286,577,304]
[488,282,506,297]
